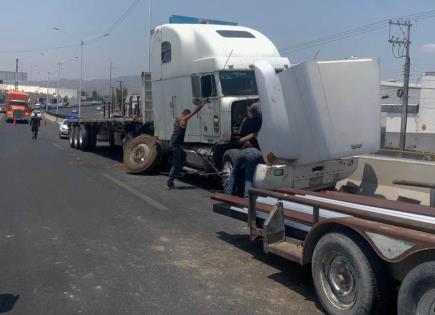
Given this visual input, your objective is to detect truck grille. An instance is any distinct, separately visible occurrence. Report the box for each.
[13,110,24,119]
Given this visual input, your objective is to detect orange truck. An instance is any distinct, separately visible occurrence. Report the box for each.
[6,91,31,123]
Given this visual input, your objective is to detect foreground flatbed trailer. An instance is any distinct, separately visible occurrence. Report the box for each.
[212,188,435,315]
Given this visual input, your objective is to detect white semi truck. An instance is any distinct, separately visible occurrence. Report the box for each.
[68,18,380,190]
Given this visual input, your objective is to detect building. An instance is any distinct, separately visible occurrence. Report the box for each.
[383,73,435,152]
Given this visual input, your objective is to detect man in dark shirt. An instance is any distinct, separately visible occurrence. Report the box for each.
[238,102,262,150]
[165,98,207,189]
[30,114,41,140]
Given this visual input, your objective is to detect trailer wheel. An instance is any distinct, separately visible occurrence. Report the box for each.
[88,126,97,151]
[79,125,90,151]
[73,126,81,149]
[123,134,160,173]
[312,231,386,315]
[69,126,75,147]
[398,262,435,315]
[221,149,241,192]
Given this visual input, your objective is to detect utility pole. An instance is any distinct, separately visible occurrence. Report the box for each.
[46,72,51,110]
[388,19,412,151]
[57,62,61,115]
[109,61,112,115]
[79,39,84,119]
[148,0,153,72]
[15,58,19,91]
[117,80,124,114]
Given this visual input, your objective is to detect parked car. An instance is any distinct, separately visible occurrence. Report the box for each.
[59,119,70,139]
[96,106,102,111]
[34,103,41,109]
[71,108,78,114]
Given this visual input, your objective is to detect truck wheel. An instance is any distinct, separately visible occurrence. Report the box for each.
[88,126,97,151]
[109,131,115,148]
[73,126,81,149]
[312,231,386,315]
[123,134,160,173]
[69,126,76,148]
[122,132,135,152]
[221,149,241,192]
[79,125,90,151]
[398,262,435,315]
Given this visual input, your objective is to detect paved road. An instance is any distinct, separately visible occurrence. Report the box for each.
[0,114,323,315]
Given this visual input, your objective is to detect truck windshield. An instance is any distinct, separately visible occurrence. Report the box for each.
[219,71,258,96]
[9,101,27,106]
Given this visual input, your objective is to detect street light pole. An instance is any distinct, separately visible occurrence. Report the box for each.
[57,62,61,115]
[79,40,84,119]
[46,72,50,111]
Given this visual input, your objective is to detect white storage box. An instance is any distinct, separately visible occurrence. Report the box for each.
[255,59,381,166]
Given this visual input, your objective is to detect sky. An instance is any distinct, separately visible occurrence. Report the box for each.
[1,0,434,82]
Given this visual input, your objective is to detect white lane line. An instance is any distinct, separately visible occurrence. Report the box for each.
[52,143,63,150]
[102,173,169,211]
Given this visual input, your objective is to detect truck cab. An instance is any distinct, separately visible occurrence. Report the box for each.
[149,23,290,146]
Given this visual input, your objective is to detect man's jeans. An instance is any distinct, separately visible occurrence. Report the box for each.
[227,148,262,198]
[167,146,186,184]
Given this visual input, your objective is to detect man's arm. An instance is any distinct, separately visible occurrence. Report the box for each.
[239,132,257,144]
[181,99,207,123]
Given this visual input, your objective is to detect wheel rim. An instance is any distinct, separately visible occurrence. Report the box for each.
[417,288,435,315]
[131,143,150,164]
[221,160,233,190]
[320,252,357,311]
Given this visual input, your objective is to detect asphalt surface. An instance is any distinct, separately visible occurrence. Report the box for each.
[0,114,323,315]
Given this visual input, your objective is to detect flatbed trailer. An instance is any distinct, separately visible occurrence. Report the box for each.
[212,188,435,315]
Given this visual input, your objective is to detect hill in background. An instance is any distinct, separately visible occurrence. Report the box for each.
[29,75,141,96]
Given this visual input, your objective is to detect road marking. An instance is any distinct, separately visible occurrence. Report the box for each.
[102,173,169,211]
[52,143,63,150]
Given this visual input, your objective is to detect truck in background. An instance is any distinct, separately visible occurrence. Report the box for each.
[6,91,31,123]
[67,17,379,191]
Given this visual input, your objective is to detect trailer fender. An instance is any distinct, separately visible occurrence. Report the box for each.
[302,217,435,275]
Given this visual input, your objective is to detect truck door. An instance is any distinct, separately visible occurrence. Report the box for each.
[192,73,220,140]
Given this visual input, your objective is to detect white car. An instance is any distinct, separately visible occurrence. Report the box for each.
[59,119,70,139]
[31,111,42,118]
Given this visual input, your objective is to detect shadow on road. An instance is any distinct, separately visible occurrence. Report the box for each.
[0,294,19,313]
[89,144,123,163]
[216,231,324,311]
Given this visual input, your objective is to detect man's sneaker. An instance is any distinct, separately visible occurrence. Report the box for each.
[165,183,175,190]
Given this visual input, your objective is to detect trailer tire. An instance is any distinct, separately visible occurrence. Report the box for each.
[73,126,81,149]
[221,149,241,193]
[123,134,160,173]
[88,126,97,151]
[312,231,386,315]
[69,126,75,147]
[79,125,90,151]
[397,261,435,315]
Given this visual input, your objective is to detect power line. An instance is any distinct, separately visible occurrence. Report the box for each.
[0,0,142,55]
[279,9,435,54]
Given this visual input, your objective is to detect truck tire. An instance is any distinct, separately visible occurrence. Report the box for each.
[73,126,81,149]
[109,131,115,148]
[79,125,90,151]
[69,126,76,148]
[88,126,97,151]
[122,132,135,152]
[221,149,241,192]
[123,134,160,173]
[398,262,435,315]
[312,231,387,315]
